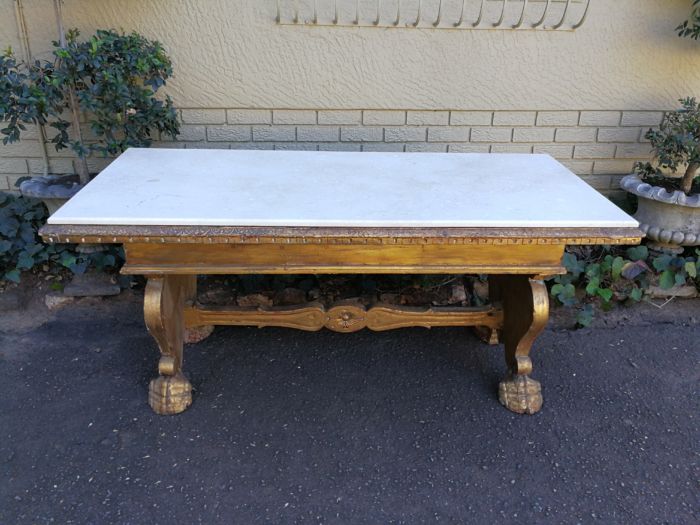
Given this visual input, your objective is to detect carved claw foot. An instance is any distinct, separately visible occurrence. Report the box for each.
[499,374,542,415]
[185,325,215,344]
[149,372,192,415]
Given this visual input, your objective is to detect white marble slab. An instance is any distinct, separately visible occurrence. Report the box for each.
[48,149,638,228]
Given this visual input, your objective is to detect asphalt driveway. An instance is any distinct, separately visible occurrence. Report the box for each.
[1,293,698,524]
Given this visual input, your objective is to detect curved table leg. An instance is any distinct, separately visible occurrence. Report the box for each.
[491,275,548,415]
[145,275,193,415]
[182,276,215,344]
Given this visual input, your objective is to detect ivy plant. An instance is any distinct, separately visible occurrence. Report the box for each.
[549,245,700,327]
[0,29,179,183]
[0,192,122,284]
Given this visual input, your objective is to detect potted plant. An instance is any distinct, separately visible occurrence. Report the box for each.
[0,28,179,213]
[620,98,700,253]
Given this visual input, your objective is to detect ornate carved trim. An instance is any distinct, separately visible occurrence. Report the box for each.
[40,225,643,246]
[184,301,503,334]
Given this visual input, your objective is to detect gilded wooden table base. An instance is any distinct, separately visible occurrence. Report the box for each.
[142,272,547,416]
[41,225,642,416]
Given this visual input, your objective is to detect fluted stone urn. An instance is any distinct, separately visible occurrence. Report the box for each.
[620,174,700,253]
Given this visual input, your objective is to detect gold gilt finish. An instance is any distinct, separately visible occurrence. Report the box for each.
[144,275,194,415]
[39,222,643,416]
[40,224,642,246]
[491,275,549,414]
[121,241,567,275]
[184,301,503,333]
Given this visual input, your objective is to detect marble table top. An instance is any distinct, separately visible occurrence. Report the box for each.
[48,149,638,228]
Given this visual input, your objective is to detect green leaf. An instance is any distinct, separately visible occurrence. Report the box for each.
[685,261,697,278]
[630,287,643,302]
[16,252,34,269]
[585,263,601,279]
[59,253,77,268]
[4,268,20,283]
[597,288,614,302]
[626,245,649,262]
[552,282,577,306]
[612,256,625,281]
[659,270,675,289]
[653,254,673,272]
[562,252,585,278]
[576,305,594,327]
[585,277,600,295]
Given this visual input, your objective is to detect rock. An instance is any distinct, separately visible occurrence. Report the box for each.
[185,325,215,344]
[45,293,74,311]
[379,293,399,304]
[62,272,121,298]
[647,284,698,299]
[199,286,235,306]
[236,293,273,308]
[274,288,307,306]
[449,283,468,304]
[473,280,490,302]
[399,286,436,306]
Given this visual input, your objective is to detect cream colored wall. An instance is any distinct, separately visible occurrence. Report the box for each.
[0,0,699,195]
[1,0,698,111]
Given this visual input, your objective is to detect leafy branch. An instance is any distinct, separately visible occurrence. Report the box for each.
[0,30,179,184]
[678,0,700,40]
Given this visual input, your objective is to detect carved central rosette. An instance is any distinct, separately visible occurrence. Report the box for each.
[324,305,367,332]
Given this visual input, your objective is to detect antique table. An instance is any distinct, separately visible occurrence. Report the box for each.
[41,149,642,416]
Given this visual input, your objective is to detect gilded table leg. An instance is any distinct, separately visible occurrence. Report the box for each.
[491,275,548,415]
[182,276,215,344]
[473,278,502,345]
[145,275,193,415]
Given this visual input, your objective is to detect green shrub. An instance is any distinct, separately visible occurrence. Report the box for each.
[549,245,700,327]
[1,29,179,184]
[634,98,700,195]
[0,192,122,284]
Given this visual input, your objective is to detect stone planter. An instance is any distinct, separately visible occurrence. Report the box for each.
[19,174,83,215]
[620,174,700,253]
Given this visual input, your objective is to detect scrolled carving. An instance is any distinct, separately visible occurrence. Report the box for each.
[324,304,367,332]
[185,301,503,334]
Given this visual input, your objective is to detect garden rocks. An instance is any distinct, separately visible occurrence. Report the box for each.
[44,292,74,311]
[236,293,274,308]
[647,284,698,299]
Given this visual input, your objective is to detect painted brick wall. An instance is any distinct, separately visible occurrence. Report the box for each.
[0,108,660,196]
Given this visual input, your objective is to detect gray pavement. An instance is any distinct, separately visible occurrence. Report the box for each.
[0,292,698,524]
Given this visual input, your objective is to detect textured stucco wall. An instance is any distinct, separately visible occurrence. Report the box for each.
[0,0,698,195]
[1,0,699,110]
